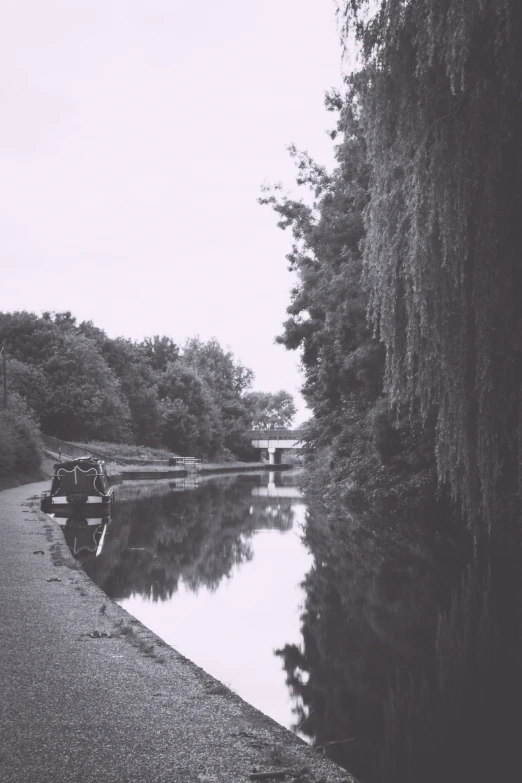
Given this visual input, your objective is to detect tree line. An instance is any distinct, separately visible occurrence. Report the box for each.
[265,0,522,540]
[0,310,296,468]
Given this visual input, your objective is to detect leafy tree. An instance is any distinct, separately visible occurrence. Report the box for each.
[0,311,63,365]
[182,337,253,396]
[93,334,162,446]
[245,390,297,429]
[6,358,50,422]
[260,100,386,477]
[42,333,132,442]
[262,89,449,522]
[49,311,77,330]
[182,337,254,455]
[157,362,223,457]
[78,323,164,445]
[140,335,180,372]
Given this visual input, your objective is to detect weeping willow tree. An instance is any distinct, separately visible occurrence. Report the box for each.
[338,0,522,528]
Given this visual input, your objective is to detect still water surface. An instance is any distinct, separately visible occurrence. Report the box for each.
[82,471,311,731]
[62,467,522,783]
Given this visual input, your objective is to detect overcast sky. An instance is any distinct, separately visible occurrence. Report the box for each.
[0,0,343,423]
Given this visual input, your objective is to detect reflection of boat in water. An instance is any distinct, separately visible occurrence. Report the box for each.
[50,508,112,562]
[41,457,114,513]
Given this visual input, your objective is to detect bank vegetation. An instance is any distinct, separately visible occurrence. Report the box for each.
[0,311,297,474]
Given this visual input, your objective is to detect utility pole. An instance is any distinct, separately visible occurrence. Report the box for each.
[1,345,7,409]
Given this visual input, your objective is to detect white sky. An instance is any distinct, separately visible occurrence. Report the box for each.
[0,0,343,423]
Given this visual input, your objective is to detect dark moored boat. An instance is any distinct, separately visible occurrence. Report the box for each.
[41,457,114,513]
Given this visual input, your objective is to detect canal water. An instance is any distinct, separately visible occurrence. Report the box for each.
[81,470,311,732]
[66,468,522,783]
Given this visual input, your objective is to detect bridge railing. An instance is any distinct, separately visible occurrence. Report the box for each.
[247,428,305,441]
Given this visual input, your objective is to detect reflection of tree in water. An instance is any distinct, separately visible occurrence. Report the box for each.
[277,492,522,783]
[84,478,295,601]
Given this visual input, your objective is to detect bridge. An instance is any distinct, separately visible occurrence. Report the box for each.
[248,428,304,465]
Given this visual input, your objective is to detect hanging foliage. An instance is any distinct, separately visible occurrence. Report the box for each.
[338,0,522,527]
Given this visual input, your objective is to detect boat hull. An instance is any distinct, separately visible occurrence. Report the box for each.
[41,490,114,514]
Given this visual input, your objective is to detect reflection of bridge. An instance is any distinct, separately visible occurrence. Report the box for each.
[249,473,302,529]
[251,485,302,499]
[248,429,304,465]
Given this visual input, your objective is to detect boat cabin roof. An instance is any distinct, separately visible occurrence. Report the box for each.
[53,457,107,474]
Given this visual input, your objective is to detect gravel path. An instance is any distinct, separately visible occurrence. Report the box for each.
[0,482,356,783]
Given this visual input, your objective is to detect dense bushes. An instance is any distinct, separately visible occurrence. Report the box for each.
[0,406,41,477]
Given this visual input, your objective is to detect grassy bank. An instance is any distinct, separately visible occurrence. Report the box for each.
[69,440,178,461]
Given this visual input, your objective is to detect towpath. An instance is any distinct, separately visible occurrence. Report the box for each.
[0,481,355,783]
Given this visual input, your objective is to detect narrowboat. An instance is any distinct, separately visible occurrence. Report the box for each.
[41,457,114,513]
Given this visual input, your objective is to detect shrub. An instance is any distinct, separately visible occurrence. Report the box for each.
[0,406,42,476]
